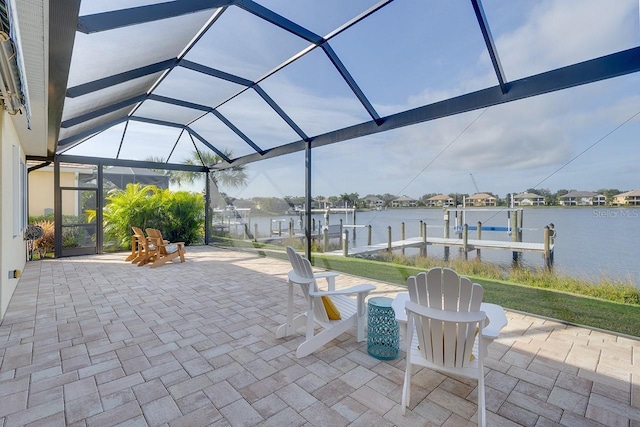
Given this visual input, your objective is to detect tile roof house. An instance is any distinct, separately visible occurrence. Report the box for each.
[513,191,545,206]
[391,195,417,208]
[362,195,384,209]
[426,194,454,207]
[560,191,606,206]
[466,193,497,207]
[612,189,640,206]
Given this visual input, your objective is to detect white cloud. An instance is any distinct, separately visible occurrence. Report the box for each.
[493,0,638,81]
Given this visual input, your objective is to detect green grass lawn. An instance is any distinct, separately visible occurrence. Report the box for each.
[309,254,640,338]
[213,240,640,337]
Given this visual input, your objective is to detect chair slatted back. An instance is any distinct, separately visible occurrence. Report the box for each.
[407,267,484,368]
[132,227,153,251]
[286,246,329,323]
[146,228,181,255]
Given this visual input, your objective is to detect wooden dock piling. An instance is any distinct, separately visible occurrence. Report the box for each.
[476,221,482,259]
[323,228,328,252]
[463,224,469,259]
[543,225,554,270]
[342,230,349,256]
[511,210,519,261]
[444,211,450,261]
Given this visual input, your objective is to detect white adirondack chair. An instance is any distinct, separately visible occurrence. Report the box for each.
[402,267,491,426]
[276,246,376,358]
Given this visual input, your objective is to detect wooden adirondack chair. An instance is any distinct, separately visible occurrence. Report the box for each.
[128,227,158,266]
[402,267,494,426]
[125,227,144,262]
[276,246,375,358]
[144,228,186,268]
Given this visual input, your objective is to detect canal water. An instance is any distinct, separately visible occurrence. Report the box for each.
[240,207,640,286]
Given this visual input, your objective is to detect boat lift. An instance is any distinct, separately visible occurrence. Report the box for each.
[446,206,526,262]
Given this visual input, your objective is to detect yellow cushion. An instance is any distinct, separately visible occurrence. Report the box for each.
[321,296,341,320]
[469,326,479,361]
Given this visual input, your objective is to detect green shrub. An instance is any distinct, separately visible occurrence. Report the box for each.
[29,213,54,223]
[103,184,204,249]
[62,227,88,248]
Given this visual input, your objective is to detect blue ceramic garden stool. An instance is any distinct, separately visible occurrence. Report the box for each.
[367,297,399,360]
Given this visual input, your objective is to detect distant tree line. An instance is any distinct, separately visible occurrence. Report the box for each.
[224,187,629,214]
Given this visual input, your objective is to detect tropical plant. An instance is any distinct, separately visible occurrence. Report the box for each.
[33,220,55,258]
[157,190,206,244]
[101,184,205,249]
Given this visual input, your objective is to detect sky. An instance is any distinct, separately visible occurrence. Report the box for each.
[65,0,640,201]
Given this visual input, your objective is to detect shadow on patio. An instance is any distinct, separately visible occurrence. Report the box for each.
[0,246,638,426]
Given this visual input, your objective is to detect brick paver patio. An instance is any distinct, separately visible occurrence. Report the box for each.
[1,246,639,426]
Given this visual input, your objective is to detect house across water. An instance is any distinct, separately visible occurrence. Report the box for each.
[612,189,640,206]
[560,191,606,206]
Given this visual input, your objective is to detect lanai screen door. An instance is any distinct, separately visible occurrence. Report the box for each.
[54,159,103,257]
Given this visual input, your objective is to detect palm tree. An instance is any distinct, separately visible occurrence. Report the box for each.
[184,149,248,190]
[145,150,247,222]
[339,192,359,208]
[188,149,249,212]
[144,149,247,191]
[144,155,187,186]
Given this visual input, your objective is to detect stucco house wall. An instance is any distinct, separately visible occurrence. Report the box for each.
[28,168,79,217]
[0,113,27,319]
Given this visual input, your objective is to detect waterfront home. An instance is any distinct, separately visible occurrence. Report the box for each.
[362,195,384,209]
[426,194,454,207]
[466,193,497,207]
[391,195,418,207]
[513,191,545,206]
[560,191,606,206]
[612,189,640,206]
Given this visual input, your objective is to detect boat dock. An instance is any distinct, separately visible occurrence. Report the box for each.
[328,236,552,256]
[328,216,556,268]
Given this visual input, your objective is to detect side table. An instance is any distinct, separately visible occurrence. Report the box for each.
[367,297,399,360]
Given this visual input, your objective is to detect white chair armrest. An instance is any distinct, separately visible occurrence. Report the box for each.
[309,284,375,297]
[480,304,507,339]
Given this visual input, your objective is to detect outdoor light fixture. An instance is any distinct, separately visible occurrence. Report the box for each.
[0,31,24,114]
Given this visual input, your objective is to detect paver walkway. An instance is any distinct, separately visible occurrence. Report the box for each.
[0,246,638,426]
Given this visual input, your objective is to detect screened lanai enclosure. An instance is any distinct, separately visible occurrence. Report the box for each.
[38,1,640,277]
